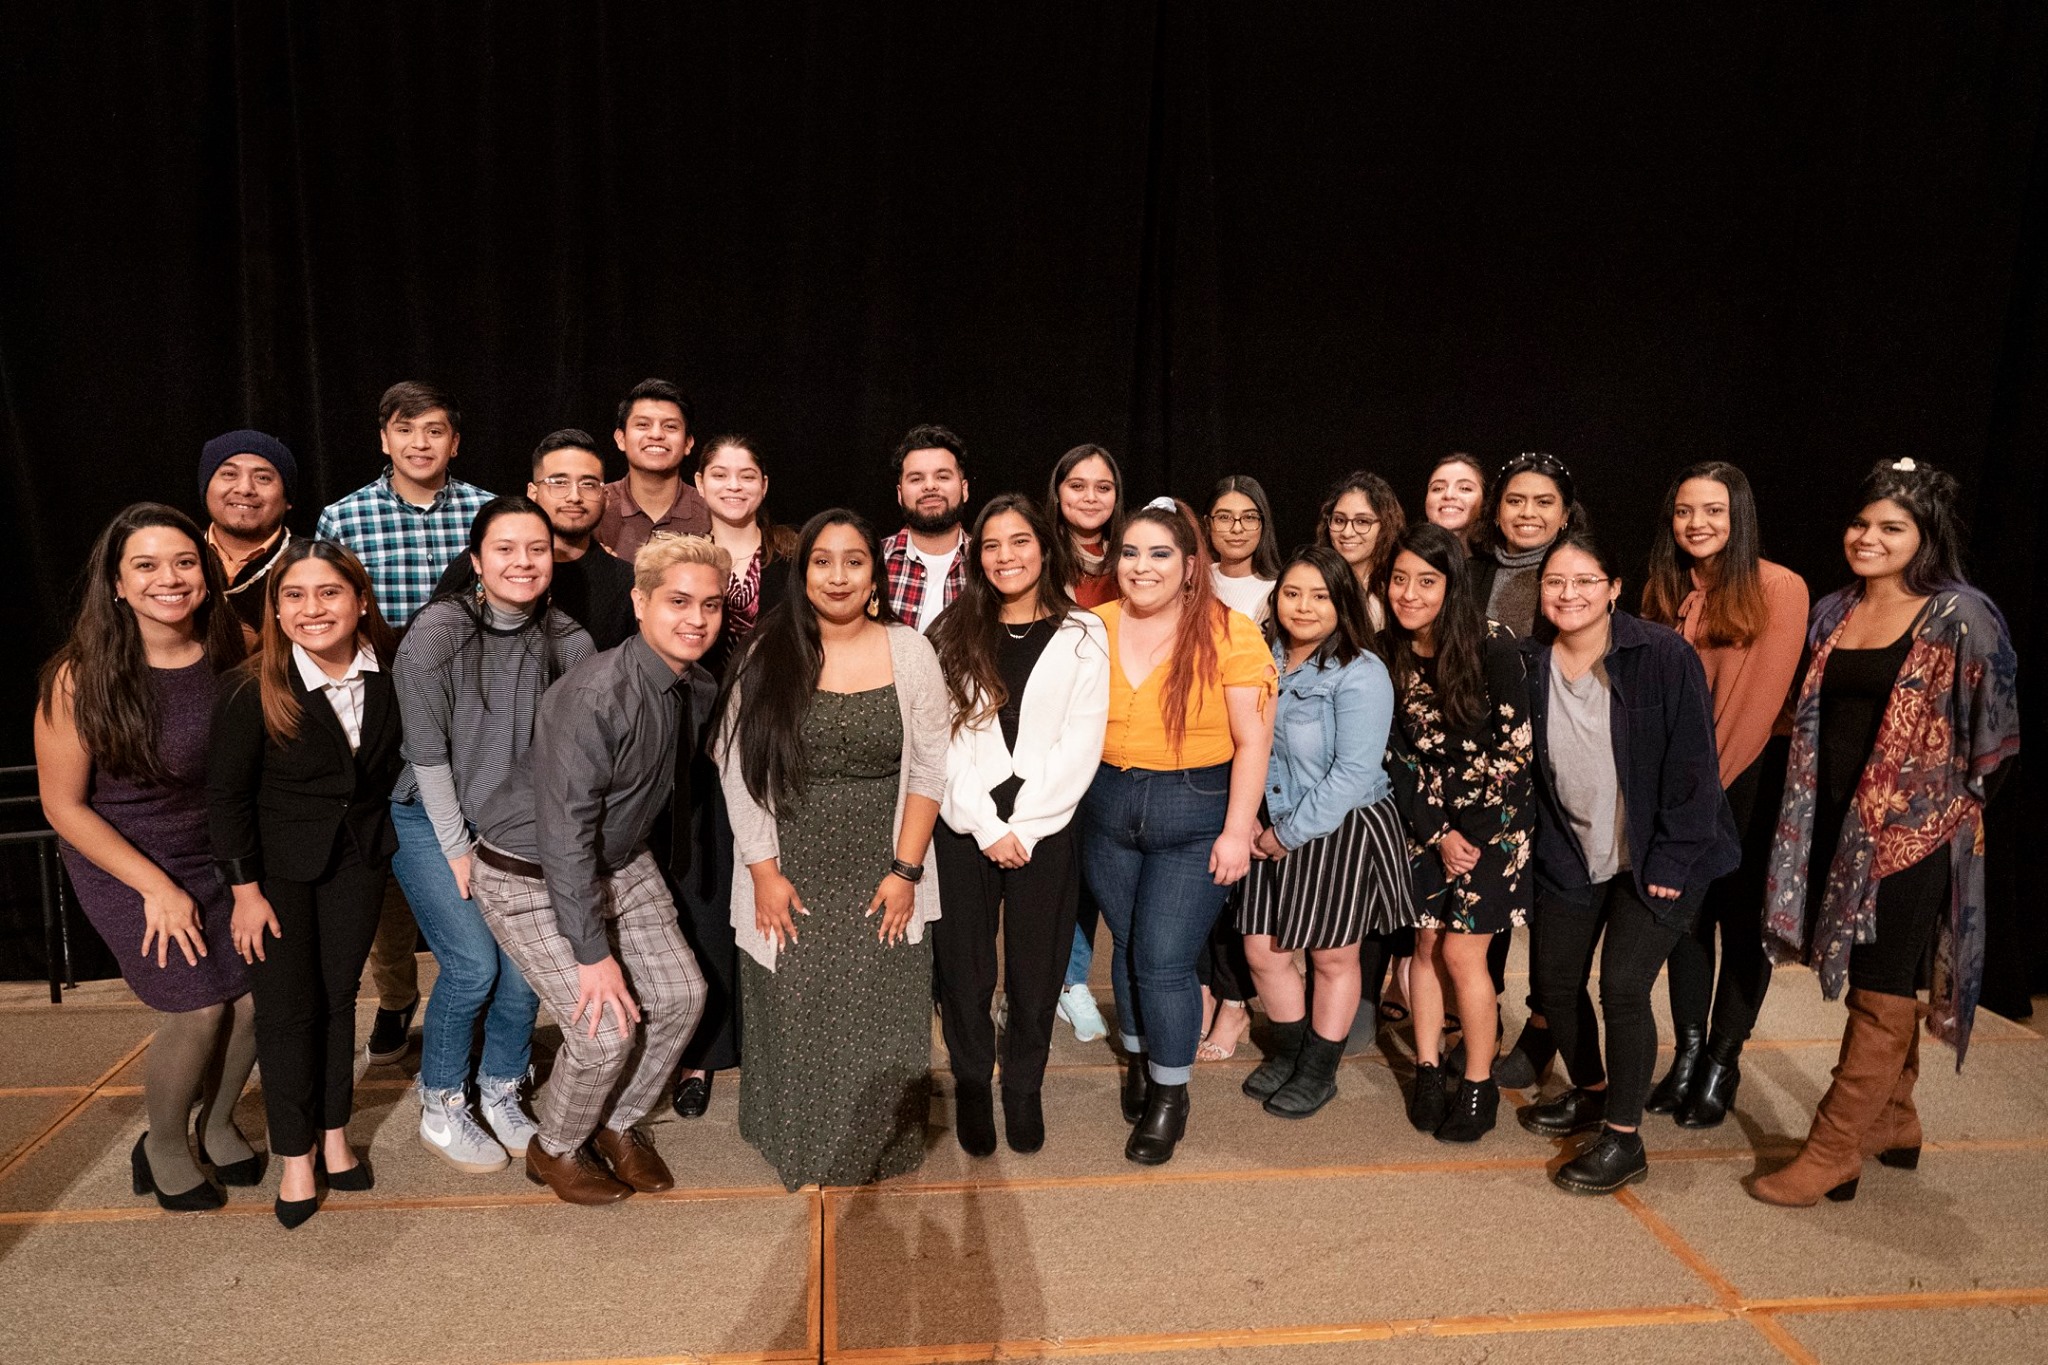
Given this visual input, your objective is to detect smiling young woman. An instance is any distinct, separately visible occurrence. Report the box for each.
[1314,470,1406,630]
[1423,454,1488,554]
[1749,459,2018,1208]
[1636,463,1809,1129]
[1469,452,1584,638]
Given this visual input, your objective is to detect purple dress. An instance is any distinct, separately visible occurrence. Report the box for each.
[58,661,248,1012]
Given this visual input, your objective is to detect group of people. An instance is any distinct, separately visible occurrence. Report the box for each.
[33,375,2020,1228]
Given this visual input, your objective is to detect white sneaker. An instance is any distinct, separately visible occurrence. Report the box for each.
[417,1084,510,1174]
[477,1073,540,1154]
[1057,983,1109,1043]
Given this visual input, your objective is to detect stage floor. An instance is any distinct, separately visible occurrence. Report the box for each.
[2,938,2044,1365]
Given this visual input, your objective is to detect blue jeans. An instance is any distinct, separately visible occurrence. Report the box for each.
[1078,763,1233,1085]
[1064,893,1100,989]
[389,798,539,1091]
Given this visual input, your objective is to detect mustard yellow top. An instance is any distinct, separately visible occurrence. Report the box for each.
[1096,601,1276,771]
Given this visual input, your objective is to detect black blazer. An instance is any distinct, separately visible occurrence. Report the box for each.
[207,665,404,885]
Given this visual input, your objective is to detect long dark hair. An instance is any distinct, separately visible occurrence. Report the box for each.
[724,509,898,811]
[1266,544,1375,669]
[1425,453,1489,549]
[698,434,800,564]
[1122,499,1225,760]
[1207,474,1283,580]
[245,539,398,745]
[1385,524,1487,731]
[930,494,1075,735]
[1848,458,1968,593]
[1046,443,1126,591]
[1481,451,1586,556]
[37,503,247,784]
[1640,461,1769,648]
[1314,470,1407,593]
[433,496,584,708]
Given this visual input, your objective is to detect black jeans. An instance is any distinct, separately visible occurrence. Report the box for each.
[1664,742,1783,1045]
[1531,876,1705,1129]
[931,820,1081,1096]
[246,836,385,1157]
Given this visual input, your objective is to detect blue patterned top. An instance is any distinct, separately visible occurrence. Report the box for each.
[315,468,494,627]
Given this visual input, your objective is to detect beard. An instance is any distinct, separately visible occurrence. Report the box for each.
[902,501,964,536]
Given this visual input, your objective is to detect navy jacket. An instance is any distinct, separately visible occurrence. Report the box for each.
[1521,610,1738,916]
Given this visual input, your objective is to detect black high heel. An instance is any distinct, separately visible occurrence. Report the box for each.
[1824,1177,1860,1202]
[197,1129,266,1187]
[129,1133,225,1212]
[1876,1145,1922,1170]
[274,1194,320,1228]
[317,1149,375,1191]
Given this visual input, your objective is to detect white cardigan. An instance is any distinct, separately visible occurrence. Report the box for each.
[940,611,1110,856]
[719,624,950,972]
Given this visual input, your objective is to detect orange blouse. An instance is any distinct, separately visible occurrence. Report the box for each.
[1677,558,1810,787]
[1096,602,1276,771]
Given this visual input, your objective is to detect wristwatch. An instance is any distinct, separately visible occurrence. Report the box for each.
[889,858,926,885]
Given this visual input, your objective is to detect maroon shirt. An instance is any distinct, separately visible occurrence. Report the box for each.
[595,476,711,562]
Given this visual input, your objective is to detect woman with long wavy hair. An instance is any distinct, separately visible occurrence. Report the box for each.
[35,503,254,1211]
[1077,497,1275,1165]
[717,510,951,1189]
[1315,470,1406,630]
[1636,462,1808,1128]
[928,494,1109,1155]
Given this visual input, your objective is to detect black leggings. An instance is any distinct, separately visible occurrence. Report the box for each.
[1531,877,1704,1129]
[1847,844,1951,998]
[930,821,1081,1097]
[246,837,385,1157]
[1197,915,1253,1004]
[1663,743,1783,1045]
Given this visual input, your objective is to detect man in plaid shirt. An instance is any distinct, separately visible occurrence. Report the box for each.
[315,379,495,1062]
[879,423,970,632]
[315,380,495,631]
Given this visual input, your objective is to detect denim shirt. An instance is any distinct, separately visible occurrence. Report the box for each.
[1265,644,1396,850]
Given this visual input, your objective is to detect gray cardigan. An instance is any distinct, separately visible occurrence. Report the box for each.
[719,623,950,970]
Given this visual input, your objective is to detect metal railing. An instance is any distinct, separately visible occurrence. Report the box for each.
[0,765,75,1004]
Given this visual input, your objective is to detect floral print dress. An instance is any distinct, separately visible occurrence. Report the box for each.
[1387,627,1535,933]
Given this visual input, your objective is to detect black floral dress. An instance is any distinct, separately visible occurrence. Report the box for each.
[1387,627,1535,933]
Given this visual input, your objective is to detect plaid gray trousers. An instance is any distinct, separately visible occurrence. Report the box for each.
[472,849,705,1155]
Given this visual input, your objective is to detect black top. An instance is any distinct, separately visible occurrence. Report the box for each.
[1816,631,1913,811]
[432,547,637,651]
[989,618,1057,821]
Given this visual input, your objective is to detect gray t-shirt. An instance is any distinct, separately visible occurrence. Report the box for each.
[1547,657,1629,882]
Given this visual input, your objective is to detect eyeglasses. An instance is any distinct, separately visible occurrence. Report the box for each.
[536,475,606,494]
[1327,513,1380,534]
[1208,511,1263,530]
[1539,574,1610,596]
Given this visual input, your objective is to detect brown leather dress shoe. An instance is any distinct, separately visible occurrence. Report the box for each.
[525,1137,632,1205]
[593,1125,675,1193]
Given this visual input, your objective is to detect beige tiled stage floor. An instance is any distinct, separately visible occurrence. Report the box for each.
[1,936,2043,1364]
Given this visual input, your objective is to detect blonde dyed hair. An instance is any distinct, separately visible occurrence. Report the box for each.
[634,533,732,592]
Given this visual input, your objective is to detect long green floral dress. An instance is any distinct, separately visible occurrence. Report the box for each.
[738,685,932,1189]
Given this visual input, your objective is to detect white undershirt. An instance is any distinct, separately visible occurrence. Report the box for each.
[292,642,380,752]
[908,542,961,632]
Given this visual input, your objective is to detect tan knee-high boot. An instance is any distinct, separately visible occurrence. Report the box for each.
[1860,998,1926,1167]
[1748,989,1919,1206]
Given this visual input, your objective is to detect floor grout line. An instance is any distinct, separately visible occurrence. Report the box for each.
[811,1187,829,1362]
[0,1184,797,1225]
[0,1032,155,1184]
[1612,1183,1815,1365]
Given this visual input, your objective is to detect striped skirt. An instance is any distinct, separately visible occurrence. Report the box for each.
[1234,793,1418,950]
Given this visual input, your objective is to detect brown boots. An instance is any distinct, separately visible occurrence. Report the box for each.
[1748,989,1923,1207]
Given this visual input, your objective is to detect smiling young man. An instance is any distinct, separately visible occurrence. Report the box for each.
[469,534,729,1204]
[433,429,638,650]
[317,381,496,1060]
[880,423,971,631]
[594,379,711,561]
[198,429,299,638]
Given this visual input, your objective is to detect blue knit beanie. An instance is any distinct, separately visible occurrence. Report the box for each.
[198,430,298,504]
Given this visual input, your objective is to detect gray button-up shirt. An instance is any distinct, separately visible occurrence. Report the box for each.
[477,633,712,965]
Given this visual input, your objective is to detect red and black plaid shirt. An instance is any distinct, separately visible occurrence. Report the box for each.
[880,527,967,630]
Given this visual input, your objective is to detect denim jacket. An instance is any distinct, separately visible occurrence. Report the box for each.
[1265,644,1396,850]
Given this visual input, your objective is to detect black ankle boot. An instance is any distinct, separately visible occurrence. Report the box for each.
[1492,1022,1556,1089]
[1645,1025,1706,1115]
[1675,1036,1743,1129]
[1407,1062,1449,1133]
[954,1079,998,1157]
[1517,1086,1607,1136]
[130,1133,225,1212]
[1264,1031,1343,1119]
[1435,1077,1500,1143]
[1121,1052,1150,1123]
[1002,1089,1045,1154]
[1124,1081,1190,1165]
[1243,1017,1309,1101]
[1552,1126,1648,1194]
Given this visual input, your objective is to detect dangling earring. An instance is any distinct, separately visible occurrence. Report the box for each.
[473,577,488,610]
[866,589,881,619]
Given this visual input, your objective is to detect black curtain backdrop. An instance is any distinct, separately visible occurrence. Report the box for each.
[3,3,2044,1002]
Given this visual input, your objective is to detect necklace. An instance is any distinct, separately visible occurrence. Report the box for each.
[1004,621,1036,640]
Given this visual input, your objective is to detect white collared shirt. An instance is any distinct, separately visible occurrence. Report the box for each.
[292,642,380,752]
